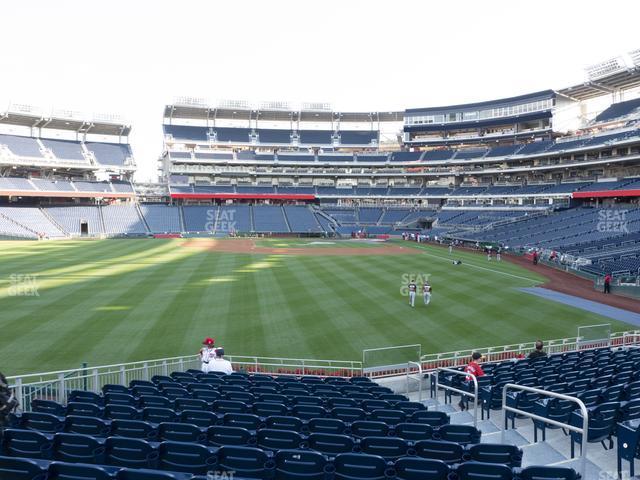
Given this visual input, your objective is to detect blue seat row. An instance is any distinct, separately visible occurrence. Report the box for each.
[0,454,579,480]
[29,400,445,428]
[9,415,473,447]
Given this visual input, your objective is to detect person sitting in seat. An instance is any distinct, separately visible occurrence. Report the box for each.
[458,352,485,411]
[208,348,233,375]
[528,340,547,360]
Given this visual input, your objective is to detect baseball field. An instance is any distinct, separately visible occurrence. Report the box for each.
[0,238,631,376]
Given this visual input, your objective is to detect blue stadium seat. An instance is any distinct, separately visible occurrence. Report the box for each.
[132,386,161,398]
[66,402,103,418]
[394,422,434,442]
[292,405,327,421]
[1,429,53,459]
[105,405,140,421]
[330,407,366,423]
[349,421,389,438]
[257,393,288,404]
[158,441,216,475]
[142,407,177,424]
[369,409,405,426]
[63,415,110,437]
[257,428,304,451]
[253,401,289,417]
[52,432,105,464]
[0,455,47,480]
[394,457,450,480]
[359,436,409,460]
[408,411,449,427]
[577,389,601,408]
[104,437,158,469]
[105,393,137,407]
[620,399,640,421]
[110,420,157,441]
[292,396,324,407]
[222,413,261,430]
[454,461,513,480]
[414,439,464,464]
[518,466,578,480]
[333,453,388,480]
[274,449,328,480]
[307,433,355,456]
[327,398,359,409]
[361,400,392,412]
[569,401,620,457]
[265,415,303,433]
[18,412,64,433]
[394,401,426,414]
[161,388,190,402]
[174,398,208,412]
[467,443,523,468]
[533,398,575,442]
[115,468,183,479]
[213,400,248,414]
[69,391,104,406]
[103,384,130,395]
[157,422,205,443]
[131,380,156,389]
[216,446,271,479]
[224,392,255,403]
[307,418,346,435]
[47,462,113,480]
[31,400,66,417]
[206,426,253,447]
[179,410,219,427]
[192,391,221,403]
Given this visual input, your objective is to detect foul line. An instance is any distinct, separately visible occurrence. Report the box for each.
[418,249,541,283]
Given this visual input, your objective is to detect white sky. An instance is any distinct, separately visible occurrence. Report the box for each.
[1,0,639,181]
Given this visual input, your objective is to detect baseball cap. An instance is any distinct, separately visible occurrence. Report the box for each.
[202,337,215,346]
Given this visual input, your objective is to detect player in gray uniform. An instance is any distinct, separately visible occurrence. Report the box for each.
[408,282,417,307]
[423,282,432,305]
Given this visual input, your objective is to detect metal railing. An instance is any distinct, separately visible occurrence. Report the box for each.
[405,361,423,401]
[435,367,478,428]
[7,354,362,412]
[501,384,589,479]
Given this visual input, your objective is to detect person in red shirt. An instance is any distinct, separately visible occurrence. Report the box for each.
[604,273,612,294]
[458,352,485,410]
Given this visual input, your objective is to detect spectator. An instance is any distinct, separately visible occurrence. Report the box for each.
[528,340,547,360]
[0,371,18,429]
[458,352,485,410]
[532,250,538,265]
[604,273,612,294]
[208,348,234,374]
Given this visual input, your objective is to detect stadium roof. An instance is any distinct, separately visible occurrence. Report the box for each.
[0,104,131,136]
[163,102,404,123]
[405,90,555,115]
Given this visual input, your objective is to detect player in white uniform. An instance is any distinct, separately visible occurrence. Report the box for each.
[423,282,432,305]
[199,337,216,373]
[408,282,417,307]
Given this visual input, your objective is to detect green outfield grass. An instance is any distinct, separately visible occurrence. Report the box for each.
[0,239,631,376]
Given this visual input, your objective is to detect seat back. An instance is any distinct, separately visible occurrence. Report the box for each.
[394,422,434,442]
[2,429,53,459]
[359,436,408,460]
[158,422,204,443]
[216,446,270,479]
[158,441,217,475]
[518,466,577,480]
[63,415,109,437]
[333,453,387,480]
[350,421,389,438]
[307,433,355,456]
[20,412,64,434]
[110,419,157,440]
[222,413,261,431]
[206,426,252,446]
[414,439,464,464]
[180,410,219,427]
[104,437,158,469]
[274,449,327,480]
[409,411,449,427]
[467,443,523,468]
[47,462,113,480]
[0,455,47,480]
[256,428,303,451]
[394,457,450,480]
[52,432,105,464]
[265,415,303,433]
[455,461,513,480]
[307,418,346,435]
[436,424,481,444]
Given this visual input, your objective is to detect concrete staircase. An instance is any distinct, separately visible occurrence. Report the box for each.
[378,376,621,479]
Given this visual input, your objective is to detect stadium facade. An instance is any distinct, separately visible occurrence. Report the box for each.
[0,49,639,276]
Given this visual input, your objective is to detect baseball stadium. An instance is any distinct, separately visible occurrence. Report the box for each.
[2,3,640,479]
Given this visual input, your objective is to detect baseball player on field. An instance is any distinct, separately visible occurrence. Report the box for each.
[408,281,417,307]
[199,337,216,373]
[423,281,432,305]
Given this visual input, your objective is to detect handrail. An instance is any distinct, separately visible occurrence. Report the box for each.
[406,361,422,402]
[501,383,588,479]
[436,367,478,428]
